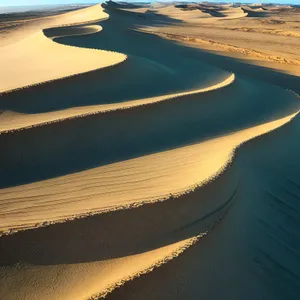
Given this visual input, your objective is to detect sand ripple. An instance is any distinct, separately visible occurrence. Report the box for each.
[0,2,300,300]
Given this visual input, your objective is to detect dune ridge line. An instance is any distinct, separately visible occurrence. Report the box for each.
[0,73,235,134]
[1,103,299,237]
[1,3,300,299]
[86,111,300,299]
[0,4,127,94]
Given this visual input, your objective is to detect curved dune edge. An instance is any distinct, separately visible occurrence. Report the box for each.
[0,33,127,94]
[0,188,235,300]
[1,102,298,237]
[0,73,235,134]
[11,107,294,300]
[94,109,300,300]
[1,5,299,300]
[90,229,218,299]
[46,24,103,40]
[89,112,300,300]
[0,101,299,300]
[241,6,270,17]
[88,202,232,300]
[0,87,298,234]
[90,235,206,299]
[3,76,299,233]
[0,5,127,94]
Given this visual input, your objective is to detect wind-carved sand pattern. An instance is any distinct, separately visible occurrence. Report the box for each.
[1,2,300,300]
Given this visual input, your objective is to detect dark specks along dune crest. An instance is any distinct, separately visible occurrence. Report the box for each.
[0,1,300,300]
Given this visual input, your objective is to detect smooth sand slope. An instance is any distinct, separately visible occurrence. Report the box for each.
[0,4,126,93]
[0,73,234,133]
[0,2,300,300]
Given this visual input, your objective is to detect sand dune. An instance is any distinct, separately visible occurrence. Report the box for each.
[0,2,300,300]
[1,109,299,299]
[0,4,126,93]
[126,2,300,75]
[124,4,247,22]
[242,6,271,17]
[107,111,300,300]
[0,73,234,133]
[0,107,299,299]
[0,4,110,46]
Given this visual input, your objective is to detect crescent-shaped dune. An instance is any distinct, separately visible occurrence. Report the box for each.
[0,4,126,93]
[241,6,271,17]
[0,73,235,133]
[0,2,300,300]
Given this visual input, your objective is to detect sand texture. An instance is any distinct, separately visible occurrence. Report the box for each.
[0,2,300,300]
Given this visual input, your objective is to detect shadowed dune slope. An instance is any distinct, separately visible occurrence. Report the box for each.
[0,111,299,300]
[0,77,298,188]
[0,73,234,133]
[0,2,300,300]
[107,111,300,300]
[0,109,298,232]
[0,158,238,300]
[242,6,271,17]
[44,24,103,39]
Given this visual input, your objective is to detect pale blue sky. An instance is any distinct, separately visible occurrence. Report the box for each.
[0,0,298,6]
[0,0,99,6]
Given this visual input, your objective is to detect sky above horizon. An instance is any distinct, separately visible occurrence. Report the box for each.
[0,0,298,7]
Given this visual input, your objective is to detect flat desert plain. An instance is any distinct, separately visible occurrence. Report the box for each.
[0,1,300,300]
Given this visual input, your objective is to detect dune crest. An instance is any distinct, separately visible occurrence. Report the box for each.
[0,110,299,300]
[0,73,234,133]
[0,4,126,93]
[1,2,300,300]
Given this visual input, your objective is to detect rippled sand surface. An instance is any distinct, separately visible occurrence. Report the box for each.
[0,2,300,300]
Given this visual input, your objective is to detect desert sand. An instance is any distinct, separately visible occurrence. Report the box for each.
[0,4,125,92]
[0,2,300,300]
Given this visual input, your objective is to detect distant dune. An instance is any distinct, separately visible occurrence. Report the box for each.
[0,2,300,300]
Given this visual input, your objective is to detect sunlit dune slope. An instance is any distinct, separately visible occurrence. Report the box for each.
[0,2,300,300]
[0,4,126,93]
[0,107,299,300]
[107,111,300,300]
[0,73,234,133]
[0,77,298,232]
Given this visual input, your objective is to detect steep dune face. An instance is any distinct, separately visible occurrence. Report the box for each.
[0,77,298,188]
[0,3,300,300]
[242,6,271,17]
[107,112,300,300]
[0,91,298,230]
[0,73,234,133]
[0,161,237,300]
